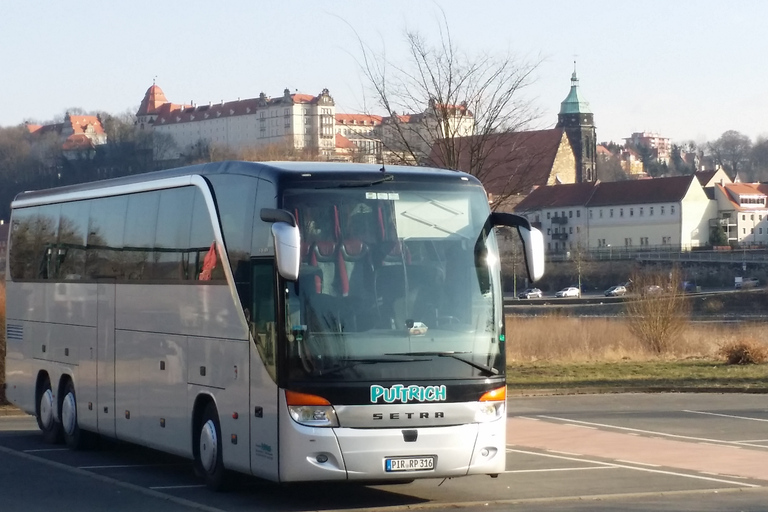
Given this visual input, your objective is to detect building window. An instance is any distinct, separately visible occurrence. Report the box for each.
[624,238,632,246]
[650,206,654,216]
[547,228,551,235]
[569,227,573,234]
[662,237,670,244]
[577,210,581,218]
[671,205,675,215]
[589,210,593,219]
[535,214,540,222]
[744,228,747,234]
[576,226,580,233]
[561,211,565,218]
[640,237,649,246]
[620,208,624,217]
[751,214,755,221]
[610,209,614,218]
[661,206,666,215]
[599,209,603,218]
[547,212,551,219]
[640,207,644,216]
[569,210,573,218]
[630,208,634,217]
[742,214,746,221]
[547,242,551,251]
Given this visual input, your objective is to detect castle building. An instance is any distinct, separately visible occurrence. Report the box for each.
[556,67,597,183]
[136,83,336,160]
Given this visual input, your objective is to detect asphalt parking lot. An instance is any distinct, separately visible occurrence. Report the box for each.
[1,393,767,511]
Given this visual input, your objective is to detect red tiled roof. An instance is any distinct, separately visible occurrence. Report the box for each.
[137,84,169,116]
[62,133,95,151]
[336,113,382,125]
[428,128,570,197]
[587,175,695,206]
[68,115,105,135]
[291,93,317,104]
[514,181,599,211]
[596,145,613,156]
[335,133,356,149]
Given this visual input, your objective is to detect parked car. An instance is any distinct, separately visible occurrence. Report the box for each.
[604,285,627,297]
[736,277,759,289]
[682,281,698,293]
[555,286,581,298]
[518,288,543,299]
[643,284,663,295]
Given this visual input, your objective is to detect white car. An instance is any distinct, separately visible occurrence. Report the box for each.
[555,286,581,298]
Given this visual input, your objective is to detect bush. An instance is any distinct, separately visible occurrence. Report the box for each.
[624,268,690,354]
[718,339,768,365]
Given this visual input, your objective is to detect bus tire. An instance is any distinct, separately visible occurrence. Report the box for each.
[61,380,90,450]
[37,375,63,444]
[195,402,228,491]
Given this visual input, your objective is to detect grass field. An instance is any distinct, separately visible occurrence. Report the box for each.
[505,316,768,392]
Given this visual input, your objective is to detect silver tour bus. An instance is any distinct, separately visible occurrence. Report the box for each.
[4,161,544,489]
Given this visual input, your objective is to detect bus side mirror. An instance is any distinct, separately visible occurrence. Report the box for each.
[490,212,545,283]
[260,208,300,281]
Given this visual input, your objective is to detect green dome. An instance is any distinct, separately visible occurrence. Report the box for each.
[559,71,592,115]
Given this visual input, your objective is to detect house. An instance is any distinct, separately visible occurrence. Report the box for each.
[713,182,768,245]
[514,181,597,253]
[515,174,718,253]
[335,113,383,163]
[26,113,107,160]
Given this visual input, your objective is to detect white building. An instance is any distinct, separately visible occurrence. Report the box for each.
[515,174,718,253]
[713,183,768,245]
[136,84,336,160]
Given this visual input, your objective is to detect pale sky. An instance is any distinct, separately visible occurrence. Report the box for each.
[2,1,766,145]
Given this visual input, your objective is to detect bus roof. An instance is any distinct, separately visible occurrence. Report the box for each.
[12,161,480,206]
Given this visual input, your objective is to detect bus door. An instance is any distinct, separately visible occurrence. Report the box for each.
[249,259,280,480]
[96,279,116,437]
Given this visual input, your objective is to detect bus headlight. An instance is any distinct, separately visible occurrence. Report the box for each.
[475,401,505,422]
[475,386,506,422]
[285,390,339,428]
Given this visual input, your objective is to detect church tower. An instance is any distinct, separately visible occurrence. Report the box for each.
[556,65,597,182]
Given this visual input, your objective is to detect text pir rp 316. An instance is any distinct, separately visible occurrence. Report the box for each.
[4,161,544,489]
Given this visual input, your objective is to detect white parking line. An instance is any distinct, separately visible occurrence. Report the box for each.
[505,466,612,474]
[79,463,186,469]
[616,460,660,467]
[684,410,768,423]
[150,484,207,490]
[535,415,768,449]
[507,448,761,488]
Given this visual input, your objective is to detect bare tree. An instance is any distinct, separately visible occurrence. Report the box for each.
[708,130,753,179]
[352,11,544,205]
[624,267,690,355]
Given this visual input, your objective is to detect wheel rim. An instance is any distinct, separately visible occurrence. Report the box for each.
[199,419,218,473]
[62,391,77,436]
[39,389,54,430]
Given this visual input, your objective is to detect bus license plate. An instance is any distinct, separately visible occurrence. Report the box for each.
[385,456,434,472]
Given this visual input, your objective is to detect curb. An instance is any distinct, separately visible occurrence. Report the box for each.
[0,405,27,417]
[506,386,768,396]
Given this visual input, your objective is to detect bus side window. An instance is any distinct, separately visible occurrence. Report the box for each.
[251,259,277,381]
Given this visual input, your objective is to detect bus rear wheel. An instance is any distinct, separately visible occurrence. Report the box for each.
[195,402,228,491]
[61,380,90,450]
[37,375,63,444]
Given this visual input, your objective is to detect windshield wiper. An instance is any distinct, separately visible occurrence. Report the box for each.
[385,351,499,376]
[336,174,394,188]
[314,356,429,377]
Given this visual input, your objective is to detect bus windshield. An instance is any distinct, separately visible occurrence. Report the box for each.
[281,183,504,383]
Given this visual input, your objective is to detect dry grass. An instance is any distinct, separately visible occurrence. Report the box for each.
[717,339,768,365]
[505,315,766,363]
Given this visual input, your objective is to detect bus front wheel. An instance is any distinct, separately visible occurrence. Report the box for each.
[37,375,63,444]
[195,402,228,491]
